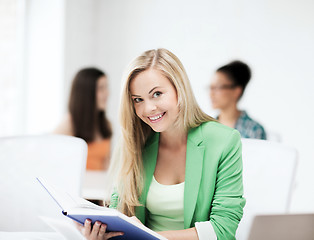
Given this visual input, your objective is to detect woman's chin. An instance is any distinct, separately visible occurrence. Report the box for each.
[211,104,220,110]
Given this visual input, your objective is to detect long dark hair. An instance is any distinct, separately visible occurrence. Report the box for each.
[68,67,112,142]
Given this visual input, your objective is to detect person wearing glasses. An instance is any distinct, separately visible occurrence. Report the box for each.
[209,60,267,140]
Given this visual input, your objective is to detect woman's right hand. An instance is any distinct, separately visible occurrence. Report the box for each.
[81,219,124,240]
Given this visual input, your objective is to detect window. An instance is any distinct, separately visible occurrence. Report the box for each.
[0,0,23,136]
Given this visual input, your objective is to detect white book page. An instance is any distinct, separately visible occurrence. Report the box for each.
[66,207,119,216]
[39,216,85,240]
[37,177,103,211]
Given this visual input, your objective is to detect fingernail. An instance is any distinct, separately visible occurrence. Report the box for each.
[96,221,100,226]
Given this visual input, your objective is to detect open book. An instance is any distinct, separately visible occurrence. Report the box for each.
[37,177,167,240]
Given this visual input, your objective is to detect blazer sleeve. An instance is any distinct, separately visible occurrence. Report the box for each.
[210,129,246,240]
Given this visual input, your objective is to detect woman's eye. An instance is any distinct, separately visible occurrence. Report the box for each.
[133,98,143,103]
[153,91,162,98]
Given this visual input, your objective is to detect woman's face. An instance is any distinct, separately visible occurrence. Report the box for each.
[96,76,109,110]
[209,71,239,110]
[130,68,179,134]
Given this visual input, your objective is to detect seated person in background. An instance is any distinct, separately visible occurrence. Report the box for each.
[54,67,112,170]
[209,60,267,140]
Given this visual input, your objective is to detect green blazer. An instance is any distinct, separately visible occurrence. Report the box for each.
[136,121,245,240]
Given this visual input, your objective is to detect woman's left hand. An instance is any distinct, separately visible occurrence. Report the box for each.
[129,216,144,225]
[75,219,124,240]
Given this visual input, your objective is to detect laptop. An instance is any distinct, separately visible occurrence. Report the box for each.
[247,214,314,240]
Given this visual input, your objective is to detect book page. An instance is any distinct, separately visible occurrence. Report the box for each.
[37,177,103,211]
[39,216,86,240]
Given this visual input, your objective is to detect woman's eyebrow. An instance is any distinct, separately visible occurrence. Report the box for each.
[148,86,160,94]
[131,86,161,97]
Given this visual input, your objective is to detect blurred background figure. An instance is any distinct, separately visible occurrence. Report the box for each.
[54,67,112,171]
[209,61,267,140]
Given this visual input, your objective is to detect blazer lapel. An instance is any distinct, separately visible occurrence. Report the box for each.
[184,125,205,228]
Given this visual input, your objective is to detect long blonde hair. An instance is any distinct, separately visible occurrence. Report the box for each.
[117,48,215,216]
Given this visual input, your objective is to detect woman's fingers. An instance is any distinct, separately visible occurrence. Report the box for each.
[130,216,143,225]
[90,221,101,239]
[98,224,123,239]
[84,219,92,237]
[98,224,107,238]
[83,219,123,240]
[106,231,124,238]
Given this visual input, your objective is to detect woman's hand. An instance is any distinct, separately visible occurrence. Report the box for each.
[129,216,143,225]
[78,219,124,240]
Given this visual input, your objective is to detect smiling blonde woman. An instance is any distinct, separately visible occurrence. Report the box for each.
[82,49,245,240]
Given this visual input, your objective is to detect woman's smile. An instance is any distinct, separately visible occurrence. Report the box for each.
[147,112,166,123]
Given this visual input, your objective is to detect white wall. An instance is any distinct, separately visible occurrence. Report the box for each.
[0,0,21,136]
[95,0,314,212]
[63,0,100,104]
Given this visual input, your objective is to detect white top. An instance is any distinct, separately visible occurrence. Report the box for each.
[146,176,217,240]
[146,176,185,231]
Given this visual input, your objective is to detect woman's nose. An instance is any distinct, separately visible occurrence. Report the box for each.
[144,100,157,114]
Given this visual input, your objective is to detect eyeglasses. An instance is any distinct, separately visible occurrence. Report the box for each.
[209,84,236,91]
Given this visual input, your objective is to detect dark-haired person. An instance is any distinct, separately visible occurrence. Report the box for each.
[209,61,267,140]
[55,67,112,170]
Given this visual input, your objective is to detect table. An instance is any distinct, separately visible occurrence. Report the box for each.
[0,232,64,240]
[82,170,109,204]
